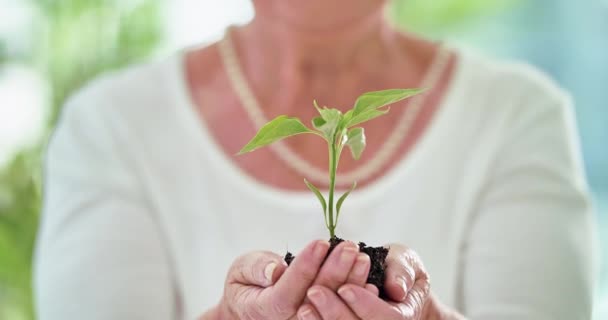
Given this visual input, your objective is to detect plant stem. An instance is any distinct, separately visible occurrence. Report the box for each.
[327,141,338,238]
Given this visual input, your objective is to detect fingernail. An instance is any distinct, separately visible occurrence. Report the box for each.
[314,241,329,260]
[307,287,325,307]
[353,254,370,277]
[264,262,277,283]
[338,286,357,303]
[346,241,359,250]
[340,245,358,264]
[298,307,317,320]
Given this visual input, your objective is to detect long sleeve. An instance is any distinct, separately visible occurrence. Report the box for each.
[461,87,597,319]
[34,87,177,319]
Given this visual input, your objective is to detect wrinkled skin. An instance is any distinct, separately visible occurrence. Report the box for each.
[199,240,464,320]
[301,243,441,320]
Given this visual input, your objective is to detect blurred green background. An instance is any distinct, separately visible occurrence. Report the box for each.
[0,0,606,319]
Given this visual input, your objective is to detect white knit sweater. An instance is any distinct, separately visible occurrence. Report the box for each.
[34,49,596,319]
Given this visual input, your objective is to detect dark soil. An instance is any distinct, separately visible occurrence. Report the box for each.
[284,236,389,298]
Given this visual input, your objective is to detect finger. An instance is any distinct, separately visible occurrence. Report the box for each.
[269,240,330,316]
[227,251,287,287]
[297,303,321,320]
[384,244,418,302]
[384,245,430,315]
[402,273,431,317]
[307,285,358,320]
[313,241,359,290]
[345,253,371,287]
[338,284,405,320]
[365,283,379,296]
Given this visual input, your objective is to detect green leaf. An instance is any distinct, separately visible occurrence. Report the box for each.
[347,88,423,127]
[341,110,353,126]
[312,116,326,129]
[313,99,322,111]
[336,181,357,223]
[238,116,315,154]
[344,127,366,160]
[312,100,343,141]
[345,107,391,128]
[352,88,422,115]
[304,178,328,227]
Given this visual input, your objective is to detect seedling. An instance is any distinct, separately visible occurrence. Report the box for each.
[238,89,422,238]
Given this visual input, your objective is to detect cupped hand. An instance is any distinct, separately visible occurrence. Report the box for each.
[302,244,435,320]
[212,240,375,320]
[215,239,328,319]
[296,241,377,319]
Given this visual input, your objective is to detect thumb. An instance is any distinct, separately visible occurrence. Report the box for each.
[227,251,287,287]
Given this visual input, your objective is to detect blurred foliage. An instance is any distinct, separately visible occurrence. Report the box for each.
[0,0,162,318]
[0,148,41,320]
[388,0,520,35]
[37,0,163,125]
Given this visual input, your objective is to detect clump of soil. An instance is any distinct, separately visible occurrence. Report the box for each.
[284,236,389,298]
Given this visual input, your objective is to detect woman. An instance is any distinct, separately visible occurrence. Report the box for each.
[34,1,596,319]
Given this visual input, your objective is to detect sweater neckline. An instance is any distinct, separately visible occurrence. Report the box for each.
[170,47,467,209]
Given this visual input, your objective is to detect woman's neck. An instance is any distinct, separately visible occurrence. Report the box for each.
[242,8,387,72]
[232,5,398,110]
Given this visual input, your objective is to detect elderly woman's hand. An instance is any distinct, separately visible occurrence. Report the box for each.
[300,244,463,320]
[213,239,327,319]
[207,239,373,320]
